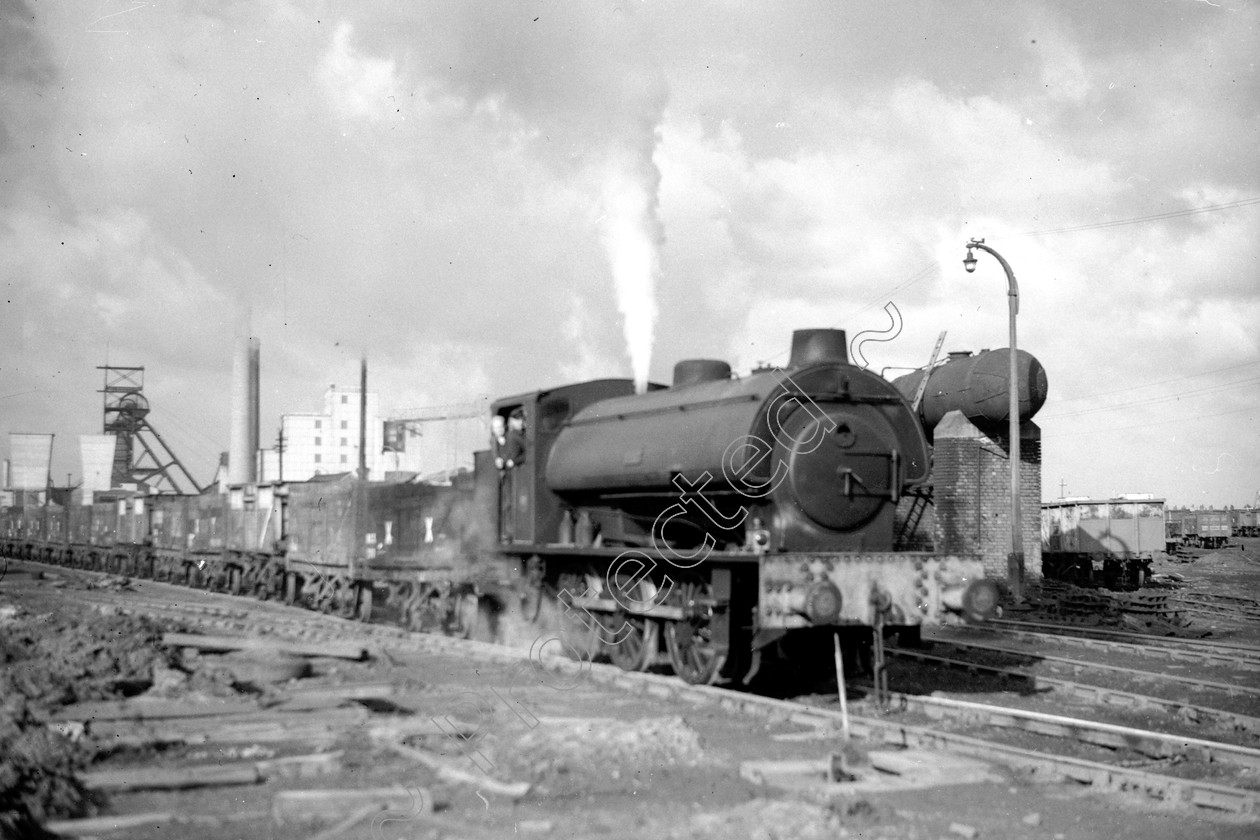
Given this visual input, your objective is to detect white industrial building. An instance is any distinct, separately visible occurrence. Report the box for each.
[258,386,386,481]
[256,386,482,483]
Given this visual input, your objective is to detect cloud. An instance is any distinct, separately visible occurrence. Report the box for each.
[1,1,1256,505]
[319,22,402,123]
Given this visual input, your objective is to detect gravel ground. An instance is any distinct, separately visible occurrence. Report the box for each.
[1,558,1258,839]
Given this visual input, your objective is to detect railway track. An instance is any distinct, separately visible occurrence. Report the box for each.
[921,634,1260,699]
[8,559,1260,819]
[1172,594,1260,623]
[980,617,1260,668]
[884,645,1260,734]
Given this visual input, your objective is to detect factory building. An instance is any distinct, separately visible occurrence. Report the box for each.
[260,386,390,482]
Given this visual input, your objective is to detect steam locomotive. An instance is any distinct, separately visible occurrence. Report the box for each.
[2,329,1000,685]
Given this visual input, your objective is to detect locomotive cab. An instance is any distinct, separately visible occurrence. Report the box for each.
[487,380,667,547]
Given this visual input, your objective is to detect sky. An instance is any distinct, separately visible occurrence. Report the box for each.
[1,0,1257,508]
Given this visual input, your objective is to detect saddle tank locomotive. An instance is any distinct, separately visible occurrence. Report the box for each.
[492,328,999,684]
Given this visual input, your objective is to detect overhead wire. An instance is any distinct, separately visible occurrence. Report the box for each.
[1049,360,1260,403]
[1040,374,1260,420]
[1009,197,1260,238]
[1040,403,1256,439]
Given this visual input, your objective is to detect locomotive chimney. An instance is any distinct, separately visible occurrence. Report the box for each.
[788,329,849,368]
[672,359,732,387]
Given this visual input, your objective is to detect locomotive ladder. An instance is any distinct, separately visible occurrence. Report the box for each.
[910,330,948,413]
[895,488,933,550]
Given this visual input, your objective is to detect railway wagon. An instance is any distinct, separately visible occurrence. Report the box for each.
[1238,510,1260,538]
[280,474,488,627]
[220,483,285,598]
[1165,509,1231,550]
[1187,511,1231,549]
[0,503,64,563]
[1041,497,1164,590]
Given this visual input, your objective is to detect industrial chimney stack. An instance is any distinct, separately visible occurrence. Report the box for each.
[228,336,260,485]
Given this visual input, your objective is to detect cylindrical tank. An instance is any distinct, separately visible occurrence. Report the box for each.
[891,348,1047,432]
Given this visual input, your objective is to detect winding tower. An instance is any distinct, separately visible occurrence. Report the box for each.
[99,365,201,494]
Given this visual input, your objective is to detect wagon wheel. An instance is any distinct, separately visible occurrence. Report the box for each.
[335,581,359,619]
[245,559,266,599]
[398,582,423,630]
[308,574,336,613]
[404,583,448,632]
[284,572,299,605]
[663,579,727,686]
[607,577,660,673]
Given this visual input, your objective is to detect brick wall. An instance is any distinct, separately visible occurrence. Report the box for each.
[931,411,1042,592]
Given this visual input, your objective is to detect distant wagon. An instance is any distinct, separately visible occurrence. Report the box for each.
[1041,496,1165,590]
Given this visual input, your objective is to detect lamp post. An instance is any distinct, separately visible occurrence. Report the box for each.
[963,238,1024,602]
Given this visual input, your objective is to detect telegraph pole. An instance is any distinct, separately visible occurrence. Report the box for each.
[276,427,285,482]
[359,358,368,480]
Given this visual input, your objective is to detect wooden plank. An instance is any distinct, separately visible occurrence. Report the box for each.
[270,787,429,826]
[52,696,261,722]
[79,751,343,791]
[255,750,344,780]
[44,810,271,836]
[162,632,367,661]
[80,763,261,791]
[44,812,175,835]
[90,706,369,747]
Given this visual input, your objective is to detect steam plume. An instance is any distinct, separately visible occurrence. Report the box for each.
[600,147,663,395]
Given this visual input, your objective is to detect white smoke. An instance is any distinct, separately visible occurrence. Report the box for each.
[600,149,663,394]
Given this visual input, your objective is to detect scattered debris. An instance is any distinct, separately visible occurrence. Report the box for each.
[683,797,857,840]
[949,821,979,838]
[1,609,179,834]
[741,749,1000,795]
[383,740,532,799]
[162,631,368,661]
[270,786,430,826]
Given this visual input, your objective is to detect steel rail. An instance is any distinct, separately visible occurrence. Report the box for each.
[984,618,1260,660]
[861,689,1260,770]
[934,625,1260,672]
[921,637,1260,698]
[887,646,1260,734]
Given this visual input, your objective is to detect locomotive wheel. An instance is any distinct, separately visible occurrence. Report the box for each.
[663,580,727,686]
[607,578,660,673]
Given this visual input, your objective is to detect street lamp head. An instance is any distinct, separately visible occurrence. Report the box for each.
[963,248,978,273]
